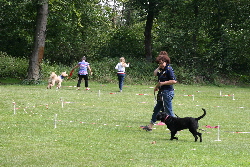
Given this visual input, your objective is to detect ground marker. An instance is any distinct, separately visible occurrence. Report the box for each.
[232,94,235,100]
[13,102,16,114]
[60,98,64,108]
[222,94,235,100]
[215,124,221,141]
[99,90,100,97]
[54,114,58,128]
[183,95,195,101]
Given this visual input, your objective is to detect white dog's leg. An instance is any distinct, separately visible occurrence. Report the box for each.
[57,82,62,89]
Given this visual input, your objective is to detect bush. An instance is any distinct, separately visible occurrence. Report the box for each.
[1,53,248,86]
[0,52,28,79]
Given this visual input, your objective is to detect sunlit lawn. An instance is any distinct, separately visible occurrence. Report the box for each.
[0,81,249,166]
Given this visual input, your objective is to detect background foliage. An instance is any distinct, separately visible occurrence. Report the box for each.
[2,52,249,85]
[0,0,250,85]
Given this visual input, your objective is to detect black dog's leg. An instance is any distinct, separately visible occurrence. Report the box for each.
[189,129,201,142]
[191,132,202,142]
[170,131,178,140]
[194,134,198,142]
[197,132,202,142]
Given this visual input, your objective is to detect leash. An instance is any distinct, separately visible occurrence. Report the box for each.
[153,91,157,104]
[154,89,179,118]
[68,69,75,79]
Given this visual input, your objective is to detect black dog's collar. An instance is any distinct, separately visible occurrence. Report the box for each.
[60,75,64,79]
[164,115,170,121]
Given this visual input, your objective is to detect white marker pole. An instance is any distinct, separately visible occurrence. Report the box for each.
[54,114,57,128]
[13,102,16,114]
[192,95,195,101]
[60,98,64,108]
[215,124,221,141]
[220,90,222,96]
[232,94,235,100]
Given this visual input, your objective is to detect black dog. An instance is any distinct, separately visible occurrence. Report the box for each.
[156,108,206,142]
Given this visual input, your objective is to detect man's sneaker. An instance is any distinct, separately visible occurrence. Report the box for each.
[86,88,90,90]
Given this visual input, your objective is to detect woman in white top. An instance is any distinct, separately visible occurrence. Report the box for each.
[115,57,130,92]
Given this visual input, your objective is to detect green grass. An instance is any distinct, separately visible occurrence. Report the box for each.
[0,81,250,166]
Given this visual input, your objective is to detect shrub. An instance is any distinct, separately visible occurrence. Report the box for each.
[1,53,248,86]
[0,52,28,79]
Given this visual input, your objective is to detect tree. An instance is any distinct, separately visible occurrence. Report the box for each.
[45,0,112,65]
[27,0,48,81]
[127,0,167,61]
[0,1,36,58]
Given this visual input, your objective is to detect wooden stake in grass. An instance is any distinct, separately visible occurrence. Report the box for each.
[54,114,57,129]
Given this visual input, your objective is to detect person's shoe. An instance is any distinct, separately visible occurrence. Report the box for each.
[141,125,152,131]
[120,90,122,92]
[86,88,90,90]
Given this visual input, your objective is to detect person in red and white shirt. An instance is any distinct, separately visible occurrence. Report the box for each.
[115,57,130,92]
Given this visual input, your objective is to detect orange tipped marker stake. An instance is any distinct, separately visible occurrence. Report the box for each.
[13,102,16,114]
[215,124,221,141]
[60,98,64,108]
[54,114,58,129]
[232,94,235,100]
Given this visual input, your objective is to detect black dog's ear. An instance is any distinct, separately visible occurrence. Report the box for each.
[156,112,162,120]
[156,112,166,120]
[161,112,168,116]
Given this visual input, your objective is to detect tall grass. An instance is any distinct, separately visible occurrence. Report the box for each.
[0,82,249,166]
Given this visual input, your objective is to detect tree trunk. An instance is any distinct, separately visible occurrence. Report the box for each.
[144,5,155,62]
[27,0,48,81]
[192,0,198,57]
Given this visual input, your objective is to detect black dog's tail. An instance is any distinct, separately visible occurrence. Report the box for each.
[195,108,206,121]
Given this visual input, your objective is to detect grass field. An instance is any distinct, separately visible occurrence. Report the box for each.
[0,81,249,166]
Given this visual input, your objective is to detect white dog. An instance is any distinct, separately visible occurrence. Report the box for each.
[47,72,68,89]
